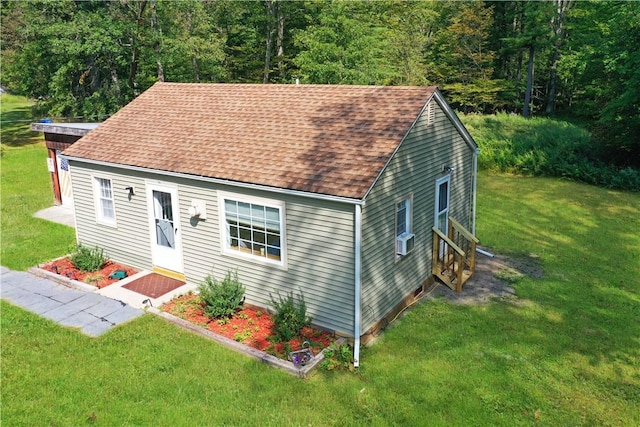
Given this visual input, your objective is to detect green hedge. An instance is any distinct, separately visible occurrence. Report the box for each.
[461,112,640,191]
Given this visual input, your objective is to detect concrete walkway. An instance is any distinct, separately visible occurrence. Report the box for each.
[33,205,76,228]
[1,266,143,336]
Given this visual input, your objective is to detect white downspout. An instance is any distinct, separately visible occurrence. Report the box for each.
[472,149,479,236]
[353,204,362,368]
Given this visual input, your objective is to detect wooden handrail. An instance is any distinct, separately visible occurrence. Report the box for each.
[449,218,479,243]
[432,219,479,293]
[432,227,465,256]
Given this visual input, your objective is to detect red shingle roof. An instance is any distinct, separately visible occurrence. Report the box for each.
[64,83,436,199]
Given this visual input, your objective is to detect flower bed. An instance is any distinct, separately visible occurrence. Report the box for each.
[162,293,334,361]
[41,257,138,289]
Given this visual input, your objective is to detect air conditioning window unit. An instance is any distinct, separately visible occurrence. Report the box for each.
[396,233,415,256]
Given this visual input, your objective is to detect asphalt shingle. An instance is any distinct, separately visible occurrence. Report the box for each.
[63,83,436,199]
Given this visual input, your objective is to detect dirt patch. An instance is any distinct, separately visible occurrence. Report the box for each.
[426,247,543,305]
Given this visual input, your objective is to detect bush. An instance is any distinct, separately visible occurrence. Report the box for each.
[69,244,107,272]
[270,290,312,342]
[461,112,640,192]
[320,343,355,372]
[199,270,245,319]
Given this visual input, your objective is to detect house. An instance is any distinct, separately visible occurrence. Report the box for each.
[63,83,479,365]
[30,122,99,207]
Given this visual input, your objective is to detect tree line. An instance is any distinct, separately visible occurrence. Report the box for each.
[1,0,638,167]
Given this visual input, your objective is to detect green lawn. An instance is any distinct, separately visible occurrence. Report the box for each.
[1,96,639,425]
[1,94,76,269]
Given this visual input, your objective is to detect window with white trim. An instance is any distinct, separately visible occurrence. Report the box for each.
[220,194,284,265]
[395,197,415,258]
[94,177,116,225]
[396,199,411,237]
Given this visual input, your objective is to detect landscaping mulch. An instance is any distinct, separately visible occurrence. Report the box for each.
[41,257,138,289]
[161,294,335,360]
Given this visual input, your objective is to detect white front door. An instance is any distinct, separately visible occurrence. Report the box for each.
[56,150,73,207]
[435,175,451,256]
[147,183,183,273]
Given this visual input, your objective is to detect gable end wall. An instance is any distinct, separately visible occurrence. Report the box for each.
[360,99,474,332]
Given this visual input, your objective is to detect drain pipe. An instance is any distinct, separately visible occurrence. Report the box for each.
[353,204,362,368]
[471,148,494,259]
[472,148,479,236]
[471,148,495,258]
[476,247,495,258]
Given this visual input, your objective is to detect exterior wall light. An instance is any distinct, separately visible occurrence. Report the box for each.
[442,165,455,173]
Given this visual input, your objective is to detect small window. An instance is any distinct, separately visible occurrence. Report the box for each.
[94,177,116,225]
[219,193,285,266]
[396,199,411,237]
[395,197,414,258]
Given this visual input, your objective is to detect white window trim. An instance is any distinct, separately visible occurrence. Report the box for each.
[395,194,413,261]
[434,174,451,233]
[217,191,287,269]
[93,176,117,227]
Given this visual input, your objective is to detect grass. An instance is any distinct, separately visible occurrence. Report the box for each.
[461,112,592,173]
[0,93,44,147]
[1,96,639,425]
[1,94,76,270]
[461,112,640,191]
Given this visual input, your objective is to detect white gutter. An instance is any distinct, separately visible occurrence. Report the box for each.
[353,204,362,368]
[63,156,365,206]
[472,149,479,235]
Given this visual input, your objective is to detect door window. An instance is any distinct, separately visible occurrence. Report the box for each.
[437,179,449,232]
[153,190,175,248]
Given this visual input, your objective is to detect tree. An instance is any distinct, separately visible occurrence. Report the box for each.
[0,0,637,166]
[545,0,572,114]
[293,1,396,85]
[489,1,556,117]
[566,2,640,166]
[121,0,148,95]
[262,0,280,83]
[426,1,508,112]
[149,1,227,84]
[383,0,439,86]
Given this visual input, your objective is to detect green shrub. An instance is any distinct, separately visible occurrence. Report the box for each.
[320,343,355,372]
[69,244,107,272]
[270,290,312,342]
[198,270,245,319]
[461,112,640,192]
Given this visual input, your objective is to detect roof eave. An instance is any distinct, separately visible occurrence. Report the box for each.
[432,90,479,151]
[64,155,366,206]
[31,122,99,137]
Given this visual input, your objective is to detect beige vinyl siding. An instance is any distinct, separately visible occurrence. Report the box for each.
[360,99,474,332]
[183,184,356,335]
[69,162,356,334]
[70,162,152,269]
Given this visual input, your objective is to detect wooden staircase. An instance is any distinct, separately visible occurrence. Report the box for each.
[432,218,479,293]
